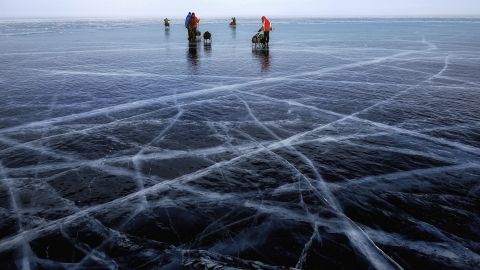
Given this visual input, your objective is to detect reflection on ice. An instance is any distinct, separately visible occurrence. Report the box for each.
[204,43,212,55]
[253,49,271,73]
[164,27,170,39]
[187,43,200,71]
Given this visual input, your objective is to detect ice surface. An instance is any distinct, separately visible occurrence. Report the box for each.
[0,19,480,270]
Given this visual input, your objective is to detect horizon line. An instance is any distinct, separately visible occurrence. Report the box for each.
[1,15,480,20]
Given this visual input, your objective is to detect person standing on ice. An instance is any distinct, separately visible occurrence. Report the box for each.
[189,12,200,41]
[258,16,272,47]
[185,12,192,40]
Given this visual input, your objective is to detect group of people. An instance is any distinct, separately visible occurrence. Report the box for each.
[185,12,200,42]
[173,14,271,46]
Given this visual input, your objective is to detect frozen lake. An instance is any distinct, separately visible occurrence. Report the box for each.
[0,18,479,269]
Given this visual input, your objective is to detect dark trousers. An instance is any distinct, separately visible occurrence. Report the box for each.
[188,28,193,41]
[264,31,270,44]
[188,28,197,41]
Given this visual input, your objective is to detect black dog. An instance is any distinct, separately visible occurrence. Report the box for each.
[203,31,212,45]
[252,32,266,48]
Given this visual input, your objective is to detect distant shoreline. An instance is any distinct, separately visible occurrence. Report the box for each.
[1,17,480,23]
[1,15,480,20]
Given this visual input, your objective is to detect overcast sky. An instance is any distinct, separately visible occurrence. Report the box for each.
[1,0,480,18]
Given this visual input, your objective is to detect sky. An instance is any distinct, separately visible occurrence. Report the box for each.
[1,0,480,18]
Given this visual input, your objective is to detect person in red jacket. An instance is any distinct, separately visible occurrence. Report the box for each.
[189,12,200,41]
[258,16,271,46]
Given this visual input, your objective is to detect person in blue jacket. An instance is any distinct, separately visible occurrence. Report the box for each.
[185,12,192,28]
[185,12,192,40]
